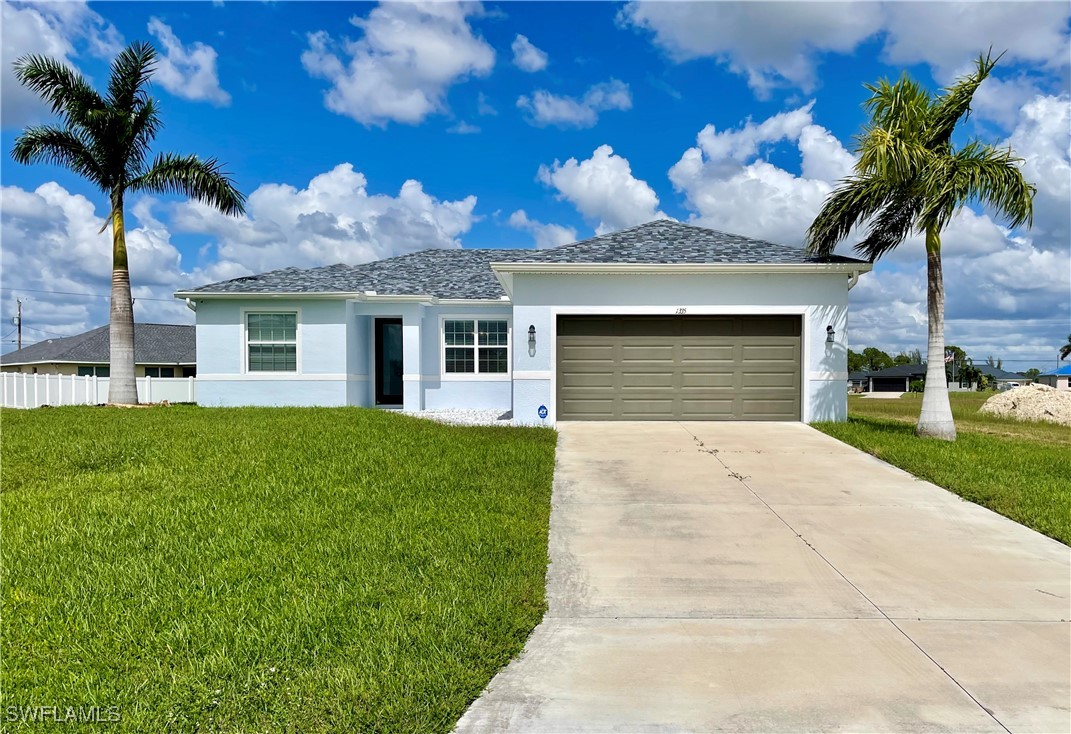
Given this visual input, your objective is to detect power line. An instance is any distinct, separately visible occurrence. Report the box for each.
[0,287,178,303]
[23,324,76,338]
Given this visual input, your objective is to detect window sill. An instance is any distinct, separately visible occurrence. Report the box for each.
[439,373,512,382]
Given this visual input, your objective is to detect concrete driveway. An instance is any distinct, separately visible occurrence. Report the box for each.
[456,422,1070,733]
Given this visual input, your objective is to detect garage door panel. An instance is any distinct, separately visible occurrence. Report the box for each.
[557,316,800,421]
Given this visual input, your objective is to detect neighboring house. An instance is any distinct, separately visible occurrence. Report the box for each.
[975,364,1027,389]
[0,324,196,377]
[867,363,927,392]
[848,371,870,392]
[175,221,872,424]
[1037,364,1071,389]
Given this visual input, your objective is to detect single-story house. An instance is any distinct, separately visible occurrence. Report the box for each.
[975,364,1027,389]
[174,221,872,424]
[867,363,927,392]
[1037,364,1071,389]
[848,371,871,392]
[0,323,195,377]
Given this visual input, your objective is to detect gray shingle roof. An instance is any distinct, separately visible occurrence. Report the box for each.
[867,363,927,378]
[1,324,195,365]
[183,220,868,299]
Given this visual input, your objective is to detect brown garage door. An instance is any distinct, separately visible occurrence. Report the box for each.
[556,315,801,421]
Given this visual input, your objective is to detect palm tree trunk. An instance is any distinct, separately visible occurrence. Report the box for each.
[107,193,138,405]
[917,225,955,440]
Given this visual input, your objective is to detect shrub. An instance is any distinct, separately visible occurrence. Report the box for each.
[909,379,925,393]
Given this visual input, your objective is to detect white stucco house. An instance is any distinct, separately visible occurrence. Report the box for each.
[175,221,871,424]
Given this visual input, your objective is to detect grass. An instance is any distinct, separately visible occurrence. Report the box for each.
[815,392,1071,545]
[0,406,557,732]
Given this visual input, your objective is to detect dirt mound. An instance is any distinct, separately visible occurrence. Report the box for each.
[979,383,1071,426]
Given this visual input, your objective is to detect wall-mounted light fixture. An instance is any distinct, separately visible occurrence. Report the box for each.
[826,325,836,343]
[528,325,537,357]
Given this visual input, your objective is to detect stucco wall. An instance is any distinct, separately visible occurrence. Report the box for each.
[509,271,852,425]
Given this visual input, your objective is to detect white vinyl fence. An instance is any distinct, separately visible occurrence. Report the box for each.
[1,373,196,409]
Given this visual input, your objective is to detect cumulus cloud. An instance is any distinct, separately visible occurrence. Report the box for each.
[538,145,668,234]
[511,34,548,72]
[620,1,1070,111]
[170,163,479,274]
[1,0,122,127]
[508,210,577,249]
[517,79,632,128]
[448,121,480,134]
[301,1,495,127]
[668,102,854,245]
[0,183,196,342]
[147,18,231,106]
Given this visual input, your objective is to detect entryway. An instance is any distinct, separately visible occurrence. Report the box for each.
[374,318,403,406]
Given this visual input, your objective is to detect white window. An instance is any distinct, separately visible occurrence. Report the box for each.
[443,319,509,375]
[246,313,297,372]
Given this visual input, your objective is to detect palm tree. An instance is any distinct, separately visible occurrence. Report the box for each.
[1059,335,1071,361]
[806,52,1035,441]
[11,42,244,405]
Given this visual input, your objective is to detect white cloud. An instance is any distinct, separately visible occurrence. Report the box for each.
[147,18,231,106]
[1,183,195,342]
[668,103,854,245]
[476,91,497,116]
[508,210,577,249]
[170,163,479,274]
[517,79,632,128]
[1,0,122,128]
[620,1,1070,108]
[619,1,882,97]
[448,120,480,134]
[301,1,494,127]
[511,33,548,72]
[537,145,668,234]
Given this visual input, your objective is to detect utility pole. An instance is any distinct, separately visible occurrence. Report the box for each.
[13,299,22,350]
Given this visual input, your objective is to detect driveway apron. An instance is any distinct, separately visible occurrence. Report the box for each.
[455,422,1070,733]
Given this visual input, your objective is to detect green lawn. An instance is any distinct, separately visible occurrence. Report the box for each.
[1,406,557,732]
[815,393,1071,545]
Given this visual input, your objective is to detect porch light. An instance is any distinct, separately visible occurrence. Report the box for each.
[826,325,836,343]
[528,325,537,356]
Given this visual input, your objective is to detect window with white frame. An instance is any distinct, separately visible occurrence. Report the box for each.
[443,319,508,375]
[246,313,297,372]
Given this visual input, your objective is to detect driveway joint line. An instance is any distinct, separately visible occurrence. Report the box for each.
[675,421,1015,734]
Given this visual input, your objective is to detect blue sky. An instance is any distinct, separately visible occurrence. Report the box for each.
[1,1,1069,371]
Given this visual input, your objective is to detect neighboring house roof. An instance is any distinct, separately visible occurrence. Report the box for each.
[866,363,927,379]
[975,364,1024,380]
[1041,364,1071,376]
[847,371,870,381]
[0,324,195,365]
[180,220,870,299]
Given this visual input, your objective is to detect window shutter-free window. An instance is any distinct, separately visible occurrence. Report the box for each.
[247,313,297,372]
[443,319,508,375]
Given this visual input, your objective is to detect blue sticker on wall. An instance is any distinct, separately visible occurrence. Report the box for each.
[537,404,548,420]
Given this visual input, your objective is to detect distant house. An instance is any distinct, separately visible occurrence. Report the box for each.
[867,363,927,392]
[975,364,1027,389]
[1037,364,1071,390]
[0,324,195,377]
[847,371,870,392]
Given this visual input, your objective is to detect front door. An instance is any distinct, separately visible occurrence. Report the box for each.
[374,318,403,405]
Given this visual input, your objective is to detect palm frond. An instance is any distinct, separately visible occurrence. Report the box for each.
[10,126,107,187]
[855,192,924,261]
[923,141,1035,230]
[107,41,157,111]
[128,154,246,215]
[926,50,1001,149]
[805,176,892,257]
[124,97,163,179]
[12,54,105,126]
[860,74,931,147]
[856,126,933,182]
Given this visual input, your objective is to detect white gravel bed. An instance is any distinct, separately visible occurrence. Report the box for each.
[403,409,513,426]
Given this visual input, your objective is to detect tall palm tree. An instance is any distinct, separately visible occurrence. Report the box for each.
[1060,335,1071,361]
[11,42,244,405]
[806,52,1035,441]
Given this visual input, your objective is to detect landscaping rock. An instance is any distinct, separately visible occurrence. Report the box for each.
[979,383,1071,426]
[404,409,513,426]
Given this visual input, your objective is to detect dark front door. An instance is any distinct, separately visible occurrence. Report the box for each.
[375,318,403,405]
